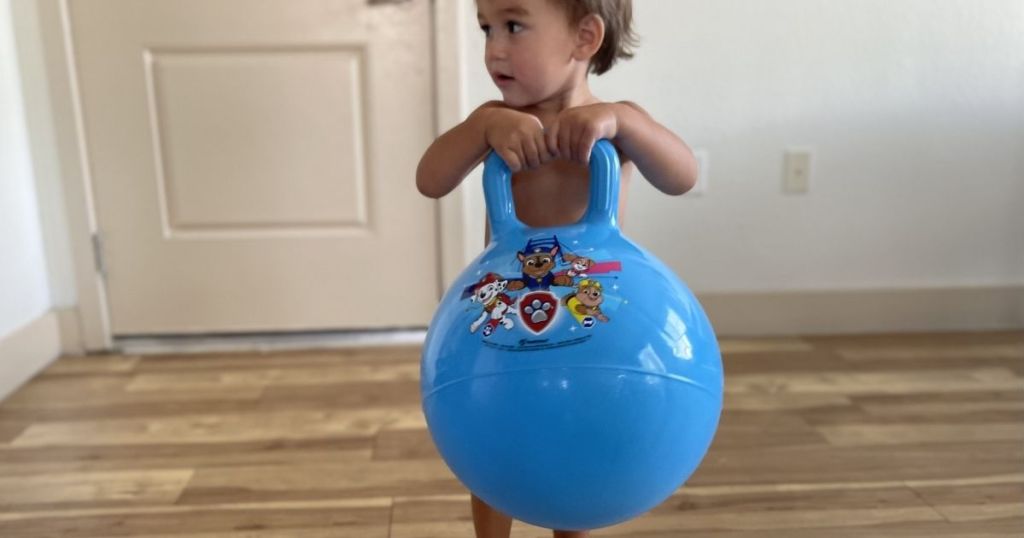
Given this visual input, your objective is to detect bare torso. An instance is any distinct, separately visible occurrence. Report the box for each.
[484,98,633,236]
[485,155,633,241]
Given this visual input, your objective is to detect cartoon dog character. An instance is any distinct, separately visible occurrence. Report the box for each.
[469,273,517,337]
[563,252,596,278]
[563,279,609,327]
[507,244,574,291]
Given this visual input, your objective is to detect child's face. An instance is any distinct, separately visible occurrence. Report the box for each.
[476,0,578,107]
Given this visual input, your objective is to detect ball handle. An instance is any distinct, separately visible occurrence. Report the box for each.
[483,139,621,239]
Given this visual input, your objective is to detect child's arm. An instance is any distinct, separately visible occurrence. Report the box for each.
[417,101,553,198]
[546,101,698,196]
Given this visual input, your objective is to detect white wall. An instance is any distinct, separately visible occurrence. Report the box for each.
[2,0,1020,348]
[0,0,51,339]
[10,0,75,309]
[460,0,1024,293]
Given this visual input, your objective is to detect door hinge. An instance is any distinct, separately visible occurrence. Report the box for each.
[92,232,107,278]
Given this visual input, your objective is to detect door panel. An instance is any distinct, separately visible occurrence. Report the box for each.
[66,0,438,334]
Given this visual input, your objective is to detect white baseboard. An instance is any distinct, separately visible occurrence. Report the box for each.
[56,307,84,355]
[0,310,62,402]
[700,285,1024,337]
[38,286,1021,358]
[115,329,428,356]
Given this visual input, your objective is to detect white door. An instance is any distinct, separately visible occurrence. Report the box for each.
[66,0,439,334]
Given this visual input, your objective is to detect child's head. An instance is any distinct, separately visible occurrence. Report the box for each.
[477,0,638,107]
[550,0,638,76]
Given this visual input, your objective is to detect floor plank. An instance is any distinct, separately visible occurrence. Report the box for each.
[0,331,1021,536]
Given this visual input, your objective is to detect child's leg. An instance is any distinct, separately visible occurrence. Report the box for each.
[553,531,589,538]
[471,494,513,538]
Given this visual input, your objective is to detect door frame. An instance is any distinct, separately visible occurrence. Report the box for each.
[40,0,469,351]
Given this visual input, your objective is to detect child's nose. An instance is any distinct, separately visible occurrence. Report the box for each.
[485,41,508,62]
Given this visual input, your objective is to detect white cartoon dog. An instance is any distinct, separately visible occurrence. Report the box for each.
[469,273,517,337]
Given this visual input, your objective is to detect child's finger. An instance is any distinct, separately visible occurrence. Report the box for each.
[522,137,541,169]
[535,130,554,164]
[580,130,598,163]
[498,148,522,172]
[558,122,574,163]
[572,124,592,163]
[545,122,560,158]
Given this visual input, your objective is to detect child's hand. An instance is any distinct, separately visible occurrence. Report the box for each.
[482,107,555,173]
[546,103,620,164]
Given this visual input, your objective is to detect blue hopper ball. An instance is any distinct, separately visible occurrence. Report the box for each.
[420,139,723,531]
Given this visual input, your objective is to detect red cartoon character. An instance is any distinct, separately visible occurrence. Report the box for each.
[469,273,517,337]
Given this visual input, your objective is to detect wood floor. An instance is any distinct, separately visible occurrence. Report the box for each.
[0,331,1021,537]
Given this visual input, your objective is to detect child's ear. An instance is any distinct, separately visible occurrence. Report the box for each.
[572,13,605,63]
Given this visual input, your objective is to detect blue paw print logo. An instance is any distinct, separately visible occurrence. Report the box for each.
[582,316,596,329]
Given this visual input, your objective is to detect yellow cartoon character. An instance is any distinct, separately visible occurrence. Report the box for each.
[563,279,610,328]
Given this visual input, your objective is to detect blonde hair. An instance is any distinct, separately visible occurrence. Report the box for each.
[552,0,639,75]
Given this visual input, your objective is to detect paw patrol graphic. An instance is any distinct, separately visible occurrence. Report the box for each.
[507,237,574,292]
[469,273,517,337]
[459,234,627,347]
[564,253,595,278]
[554,250,622,280]
[564,279,610,328]
[519,291,560,334]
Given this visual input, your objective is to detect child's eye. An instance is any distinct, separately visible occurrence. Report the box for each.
[480,24,491,37]
[507,21,523,34]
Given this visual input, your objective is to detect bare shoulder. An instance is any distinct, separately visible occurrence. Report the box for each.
[617,100,649,114]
